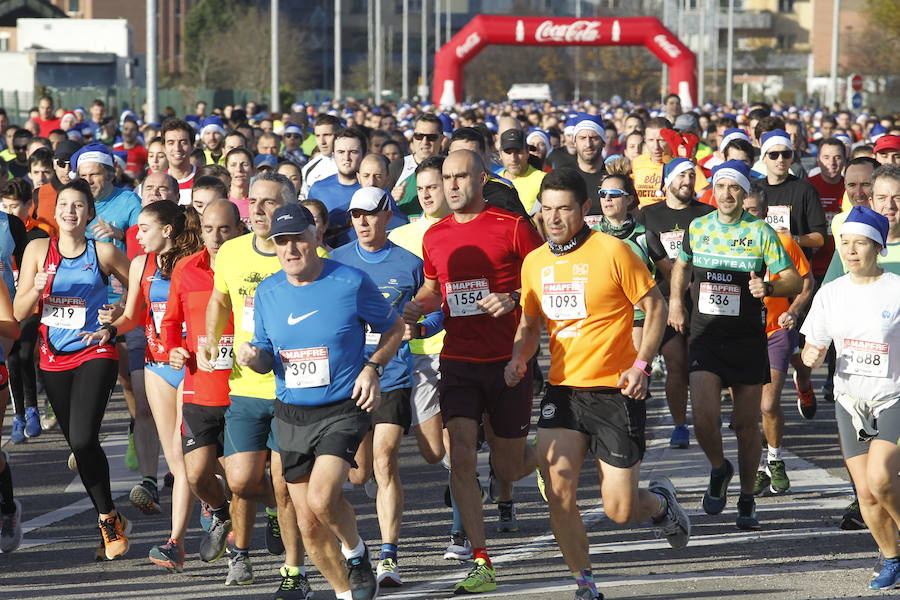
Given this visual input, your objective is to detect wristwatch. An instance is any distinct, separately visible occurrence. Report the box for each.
[633,360,652,377]
[509,291,521,305]
[363,361,384,376]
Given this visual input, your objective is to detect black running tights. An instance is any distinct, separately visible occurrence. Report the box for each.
[9,314,40,416]
[41,358,118,515]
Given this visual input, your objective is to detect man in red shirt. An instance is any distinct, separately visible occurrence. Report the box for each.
[162,119,197,206]
[807,137,846,283]
[34,96,61,137]
[403,149,543,594]
[161,199,243,571]
[113,117,148,177]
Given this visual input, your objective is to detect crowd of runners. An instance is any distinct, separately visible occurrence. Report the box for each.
[0,92,898,600]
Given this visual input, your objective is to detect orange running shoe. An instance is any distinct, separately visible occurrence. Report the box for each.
[98,512,130,560]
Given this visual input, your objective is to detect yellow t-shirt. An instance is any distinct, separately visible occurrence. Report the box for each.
[212,233,281,399]
[388,215,446,355]
[631,154,709,208]
[520,231,655,388]
[500,165,546,214]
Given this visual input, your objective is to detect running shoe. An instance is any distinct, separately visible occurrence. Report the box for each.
[67,452,77,472]
[735,495,761,530]
[124,430,139,471]
[649,476,691,549]
[453,557,496,594]
[364,476,378,500]
[24,406,41,439]
[702,459,733,515]
[444,531,473,560]
[98,512,130,560]
[199,501,213,532]
[346,548,378,600]
[9,416,25,444]
[794,372,817,419]
[377,557,403,587]
[40,401,57,431]
[871,557,900,590]
[129,480,161,515]
[766,460,790,494]
[0,498,23,553]
[872,542,900,577]
[840,498,867,530]
[536,466,548,503]
[275,565,313,600]
[265,506,284,555]
[200,510,232,563]
[575,588,605,600]
[753,470,770,496]
[497,501,518,533]
[650,355,667,381]
[225,551,254,585]
[149,538,185,573]
[668,424,689,449]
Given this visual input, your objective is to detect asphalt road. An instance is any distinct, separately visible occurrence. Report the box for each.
[0,366,882,600]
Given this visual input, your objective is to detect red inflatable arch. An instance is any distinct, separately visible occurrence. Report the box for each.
[432,15,697,108]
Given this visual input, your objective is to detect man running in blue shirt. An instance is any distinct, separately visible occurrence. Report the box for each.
[237,203,404,600]
[332,187,425,588]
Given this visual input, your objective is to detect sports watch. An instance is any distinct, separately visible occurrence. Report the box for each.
[364,361,384,376]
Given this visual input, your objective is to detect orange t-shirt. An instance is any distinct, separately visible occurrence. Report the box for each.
[35,182,58,226]
[763,232,809,336]
[631,154,710,208]
[521,231,656,388]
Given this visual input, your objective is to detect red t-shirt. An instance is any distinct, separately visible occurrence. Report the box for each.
[113,142,148,175]
[161,250,233,406]
[168,165,196,206]
[125,225,143,259]
[36,117,61,137]
[422,206,543,363]
[807,174,845,277]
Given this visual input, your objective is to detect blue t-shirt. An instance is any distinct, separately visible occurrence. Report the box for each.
[331,240,422,392]
[87,185,141,303]
[252,260,398,407]
[307,174,361,247]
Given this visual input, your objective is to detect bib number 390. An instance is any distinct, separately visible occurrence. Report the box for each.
[842,339,889,378]
[281,347,331,388]
[446,278,490,317]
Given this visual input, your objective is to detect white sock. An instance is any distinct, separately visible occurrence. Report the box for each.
[767,445,782,462]
[336,591,353,600]
[341,537,365,560]
[283,564,306,577]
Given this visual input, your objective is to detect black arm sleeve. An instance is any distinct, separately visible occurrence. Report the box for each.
[9,214,28,268]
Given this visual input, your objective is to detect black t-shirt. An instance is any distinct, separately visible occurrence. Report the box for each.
[484,179,530,220]
[547,147,577,170]
[757,174,826,260]
[577,167,606,215]
[637,199,715,298]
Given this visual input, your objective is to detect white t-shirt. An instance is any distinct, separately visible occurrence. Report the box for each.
[299,154,336,200]
[801,271,900,405]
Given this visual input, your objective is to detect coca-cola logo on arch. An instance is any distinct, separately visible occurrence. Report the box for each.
[534,20,602,43]
[456,31,481,59]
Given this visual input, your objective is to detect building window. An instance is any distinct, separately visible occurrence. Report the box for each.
[778,0,794,12]
[0,34,8,52]
[68,0,80,12]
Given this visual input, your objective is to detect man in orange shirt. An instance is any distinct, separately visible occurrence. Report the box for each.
[504,167,689,600]
[743,186,813,496]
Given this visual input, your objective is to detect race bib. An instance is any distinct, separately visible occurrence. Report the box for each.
[242,296,255,333]
[660,230,684,260]
[842,339,889,378]
[281,347,331,388]
[765,205,790,230]
[364,323,381,347]
[151,301,167,332]
[41,296,87,329]
[446,278,489,317]
[698,282,740,316]
[541,282,587,321]
[198,334,234,371]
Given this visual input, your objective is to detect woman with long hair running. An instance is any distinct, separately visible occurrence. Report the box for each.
[14,179,131,559]
[99,200,203,571]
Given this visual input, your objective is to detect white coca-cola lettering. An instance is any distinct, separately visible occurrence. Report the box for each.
[535,20,601,43]
[456,32,481,59]
[654,34,681,58]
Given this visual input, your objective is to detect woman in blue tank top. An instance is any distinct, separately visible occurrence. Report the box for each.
[14,179,132,560]
[102,200,203,572]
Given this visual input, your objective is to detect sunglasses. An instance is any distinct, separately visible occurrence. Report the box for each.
[766,150,793,160]
[13,145,28,151]
[599,189,629,199]
[284,133,301,138]
[413,133,440,142]
[527,145,538,152]
[349,208,381,219]
[55,159,70,168]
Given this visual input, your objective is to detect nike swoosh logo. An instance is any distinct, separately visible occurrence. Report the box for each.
[288,310,318,325]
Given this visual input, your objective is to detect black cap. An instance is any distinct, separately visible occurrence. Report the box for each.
[268,203,316,239]
[54,139,83,161]
[500,129,526,151]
